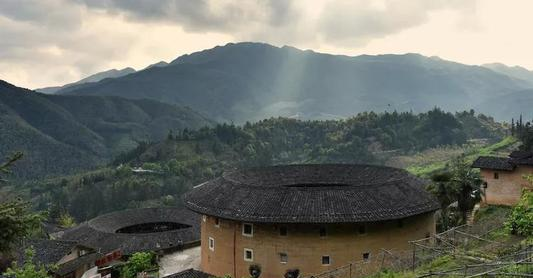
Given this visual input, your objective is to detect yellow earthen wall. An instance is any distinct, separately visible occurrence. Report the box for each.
[480,166,533,206]
[200,213,435,278]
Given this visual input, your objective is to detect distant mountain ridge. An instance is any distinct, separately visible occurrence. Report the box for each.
[36,67,136,94]
[0,80,212,179]
[476,89,533,120]
[482,63,533,86]
[56,42,531,122]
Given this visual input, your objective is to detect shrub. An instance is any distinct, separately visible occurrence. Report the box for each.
[505,189,533,237]
[4,248,54,278]
[121,252,156,278]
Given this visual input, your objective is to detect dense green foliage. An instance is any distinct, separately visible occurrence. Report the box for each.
[505,180,533,236]
[3,248,53,278]
[0,200,45,253]
[59,42,528,123]
[0,153,46,253]
[406,136,517,177]
[120,252,156,278]
[21,108,505,221]
[427,155,483,230]
[0,80,212,180]
[512,115,533,151]
[117,108,504,166]
[0,152,23,183]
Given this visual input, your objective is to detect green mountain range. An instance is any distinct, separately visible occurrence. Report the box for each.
[57,42,531,122]
[0,80,212,179]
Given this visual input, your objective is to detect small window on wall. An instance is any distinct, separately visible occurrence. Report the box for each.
[214,218,220,227]
[244,248,254,262]
[208,237,215,251]
[494,172,499,179]
[358,225,367,235]
[321,255,331,265]
[397,219,404,228]
[280,252,288,264]
[280,226,288,236]
[243,223,253,237]
[319,226,327,237]
[362,253,370,261]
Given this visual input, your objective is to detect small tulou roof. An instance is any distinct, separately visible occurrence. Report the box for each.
[473,151,533,171]
[184,164,440,223]
[60,207,200,255]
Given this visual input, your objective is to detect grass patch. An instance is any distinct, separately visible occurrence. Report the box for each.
[405,137,518,177]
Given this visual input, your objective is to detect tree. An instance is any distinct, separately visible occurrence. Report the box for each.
[121,252,156,278]
[429,172,457,231]
[0,152,23,183]
[3,248,53,278]
[58,213,76,228]
[505,175,533,236]
[0,153,46,253]
[429,155,482,227]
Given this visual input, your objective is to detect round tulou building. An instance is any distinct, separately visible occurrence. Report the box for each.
[60,207,200,255]
[184,164,440,278]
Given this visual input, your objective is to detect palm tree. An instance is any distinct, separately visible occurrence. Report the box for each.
[449,155,483,223]
[430,155,482,228]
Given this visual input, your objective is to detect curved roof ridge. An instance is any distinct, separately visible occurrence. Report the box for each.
[184,164,439,223]
[61,207,200,255]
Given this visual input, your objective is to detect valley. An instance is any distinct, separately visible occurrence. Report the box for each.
[1,42,533,278]
[4,109,505,222]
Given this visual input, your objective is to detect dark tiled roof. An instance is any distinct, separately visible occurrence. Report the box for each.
[513,152,533,166]
[20,239,78,265]
[473,151,533,171]
[509,150,533,159]
[55,252,103,276]
[60,207,200,255]
[184,164,440,223]
[163,269,212,278]
[472,156,515,171]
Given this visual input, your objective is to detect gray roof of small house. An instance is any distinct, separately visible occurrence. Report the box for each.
[473,151,533,171]
[59,207,200,255]
[20,239,79,265]
[55,252,102,276]
[472,156,516,171]
[163,269,212,278]
[18,239,102,276]
[183,164,440,223]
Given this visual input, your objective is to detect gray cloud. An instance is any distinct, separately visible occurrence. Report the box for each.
[0,0,479,88]
[75,0,296,33]
[0,0,83,30]
[318,0,477,46]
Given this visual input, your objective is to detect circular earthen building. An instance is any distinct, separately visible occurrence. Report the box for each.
[184,164,439,278]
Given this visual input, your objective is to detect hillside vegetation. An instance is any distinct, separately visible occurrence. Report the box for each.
[402,136,518,177]
[0,80,212,180]
[58,42,530,122]
[17,108,506,221]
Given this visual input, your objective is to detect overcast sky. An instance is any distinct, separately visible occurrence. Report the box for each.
[1,0,533,89]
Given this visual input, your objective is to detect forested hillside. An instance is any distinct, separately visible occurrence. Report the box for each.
[476,89,533,120]
[58,42,529,122]
[0,80,212,179]
[20,109,506,221]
